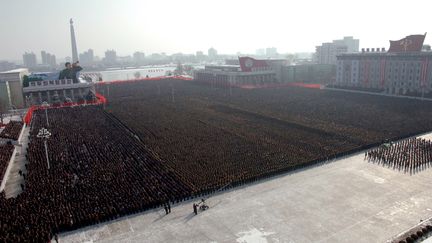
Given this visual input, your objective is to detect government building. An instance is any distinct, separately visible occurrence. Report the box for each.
[194,56,335,86]
[335,34,432,96]
[193,57,286,87]
[0,68,29,111]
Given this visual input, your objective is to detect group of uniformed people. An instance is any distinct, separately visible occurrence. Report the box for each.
[366,137,432,173]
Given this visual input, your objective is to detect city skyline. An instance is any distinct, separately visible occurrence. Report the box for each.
[1,0,432,61]
[14,46,287,66]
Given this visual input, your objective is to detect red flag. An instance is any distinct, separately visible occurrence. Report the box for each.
[388,34,426,53]
[421,58,429,87]
[239,57,270,72]
[380,58,387,88]
[362,59,370,85]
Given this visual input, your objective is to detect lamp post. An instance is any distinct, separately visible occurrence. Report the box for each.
[42,102,50,126]
[37,128,51,170]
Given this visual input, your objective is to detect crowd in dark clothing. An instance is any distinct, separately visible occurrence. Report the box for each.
[0,106,193,242]
[0,143,14,185]
[1,79,432,241]
[99,80,432,194]
[366,137,432,173]
[0,121,23,140]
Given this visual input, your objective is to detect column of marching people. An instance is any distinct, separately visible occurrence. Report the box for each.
[365,137,432,173]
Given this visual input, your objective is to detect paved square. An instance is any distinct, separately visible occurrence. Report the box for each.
[58,135,432,243]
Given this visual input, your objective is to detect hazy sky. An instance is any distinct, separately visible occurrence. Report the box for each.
[1,0,431,61]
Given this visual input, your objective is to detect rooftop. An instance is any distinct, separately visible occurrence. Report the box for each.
[338,51,432,58]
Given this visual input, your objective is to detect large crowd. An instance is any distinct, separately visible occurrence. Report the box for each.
[100,80,432,193]
[0,79,431,241]
[0,105,193,242]
[0,121,23,140]
[0,143,14,185]
[366,137,432,173]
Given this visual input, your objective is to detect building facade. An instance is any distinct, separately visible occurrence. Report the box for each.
[80,49,95,64]
[104,50,117,64]
[266,47,278,57]
[22,52,37,68]
[0,69,29,110]
[208,48,218,60]
[336,34,431,95]
[333,36,359,53]
[133,51,145,64]
[41,51,57,68]
[282,64,335,84]
[336,51,432,95]
[315,36,359,65]
[41,51,47,65]
[194,67,276,87]
[194,57,289,86]
[0,61,17,72]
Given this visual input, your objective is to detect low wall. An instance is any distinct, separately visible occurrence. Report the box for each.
[17,124,26,145]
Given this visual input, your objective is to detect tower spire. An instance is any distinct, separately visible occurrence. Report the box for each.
[70,18,78,62]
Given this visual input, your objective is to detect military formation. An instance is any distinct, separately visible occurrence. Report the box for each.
[366,137,432,173]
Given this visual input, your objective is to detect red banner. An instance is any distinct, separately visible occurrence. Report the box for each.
[362,59,370,85]
[239,57,270,72]
[23,106,37,125]
[421,58,429,87]
[388,34,426,53]
[380,58,387,88]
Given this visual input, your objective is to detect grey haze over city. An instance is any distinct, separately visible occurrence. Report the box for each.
[3,0,432,242]
[1,0,431,62]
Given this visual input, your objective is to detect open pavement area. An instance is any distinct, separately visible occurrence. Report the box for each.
[58,133,432,243]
